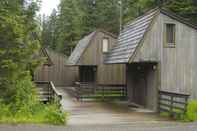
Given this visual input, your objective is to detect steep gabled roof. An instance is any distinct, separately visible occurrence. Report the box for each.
[67,30,117,65]
[45,48,68,65]
[67,31,96,65]
[105,8,159,64]
[105,8,197,64]
[41,48,53,66]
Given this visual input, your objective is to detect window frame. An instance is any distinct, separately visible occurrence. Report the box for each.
[102,37,109,53]
[164,23,176,48]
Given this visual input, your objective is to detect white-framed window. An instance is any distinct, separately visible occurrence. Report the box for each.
[102,38,109,53]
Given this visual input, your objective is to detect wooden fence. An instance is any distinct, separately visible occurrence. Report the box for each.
[75,82,126,100]
[35,81,62,103]
[158,90,190,116]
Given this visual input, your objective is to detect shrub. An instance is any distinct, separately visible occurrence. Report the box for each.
[160,109,186,121]
[42,104,66,125]
[0,75,67,125]
[185,100,197,121]
[0,102,67,125]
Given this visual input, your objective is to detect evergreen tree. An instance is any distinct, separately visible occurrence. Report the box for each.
[0,0,41,104]
[42,0,197,56]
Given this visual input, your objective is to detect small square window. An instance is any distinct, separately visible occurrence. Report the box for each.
[102,38,109,53]
[165,24,176,47]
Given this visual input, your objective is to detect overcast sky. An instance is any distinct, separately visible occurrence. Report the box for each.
[39,0,60,16]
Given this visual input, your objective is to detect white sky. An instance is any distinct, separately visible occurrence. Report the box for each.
[39,0,60,16]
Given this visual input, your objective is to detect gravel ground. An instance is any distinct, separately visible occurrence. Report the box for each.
[0,123,197,131]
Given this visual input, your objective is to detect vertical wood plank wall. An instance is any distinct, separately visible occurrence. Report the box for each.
[78,31,126,85]
[34,50,78,86]
[133,13,197,99]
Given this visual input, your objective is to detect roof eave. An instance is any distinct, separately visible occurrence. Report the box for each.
[160,8,197,30]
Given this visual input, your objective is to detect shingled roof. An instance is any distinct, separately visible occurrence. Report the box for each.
[105,8,197,64]
[67,31,96,65]
[33,48,53,66]
[105,8,159,64]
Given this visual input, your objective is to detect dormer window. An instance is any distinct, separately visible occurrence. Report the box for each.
[165,23,176,48]
[102,38,109,53]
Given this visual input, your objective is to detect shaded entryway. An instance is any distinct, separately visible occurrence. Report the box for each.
[127,62,158,111]
[79,66,97,83]
[58,87,170,126]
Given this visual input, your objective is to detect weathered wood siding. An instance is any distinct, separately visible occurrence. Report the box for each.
[133,14,197,99]
[34,50,78,86]
[127,63,158,111]
[78,31,126,85]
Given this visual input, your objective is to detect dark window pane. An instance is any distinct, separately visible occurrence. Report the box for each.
[166,24,175,46]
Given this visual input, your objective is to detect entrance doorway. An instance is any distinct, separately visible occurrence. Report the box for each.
[127,63,158,110]
[133,68,147,106]
[79,66,97,83]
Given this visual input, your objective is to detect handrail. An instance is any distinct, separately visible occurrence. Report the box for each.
[74,82,126,101]
[49,81,62,100]
[159,91,190,98]
[35,81,62,103]
[158,90,190,116]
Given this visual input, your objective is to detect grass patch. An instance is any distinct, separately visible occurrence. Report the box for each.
[0,102,67,125]
[160,100,197,122]
[160,112,171,118]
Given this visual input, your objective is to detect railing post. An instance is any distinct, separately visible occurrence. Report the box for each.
[158,90,190,117]
[170,95,173,115]
[158,91,160,113]
[48,82,51,102]
[102,86,105,101]
[184,97,189,113]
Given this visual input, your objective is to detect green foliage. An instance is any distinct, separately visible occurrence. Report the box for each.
[0,102,67,125]
[165,0,197,23]
[185,100,197,121]
[0,0,66,125]
[42,0,197,56]
[0,74,66,125]
[160,101,197,122]
[160,112,171,117]
[172,109,185,120]
[42,0,120,55]
[0,0,41,103]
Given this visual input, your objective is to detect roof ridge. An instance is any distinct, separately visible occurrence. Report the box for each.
[123,7,160,29]
[95,29,118,38]
[105,7,160,64]
[67,31,96,65]
[160,8,197,30]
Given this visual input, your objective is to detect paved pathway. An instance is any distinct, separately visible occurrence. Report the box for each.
[58,87,172,125]
[1,87,197,131]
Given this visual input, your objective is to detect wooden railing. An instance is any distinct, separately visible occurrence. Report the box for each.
[75,82,96,100]
[75,82,126,101]
[35,81,62,103]
[158,90,190,116]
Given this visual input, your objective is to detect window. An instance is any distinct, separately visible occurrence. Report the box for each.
[102,38,109,53]
[165,23,176,47]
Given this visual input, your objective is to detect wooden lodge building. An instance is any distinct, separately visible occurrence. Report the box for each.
[34,48,78,86]
[67,30,126,86]
[105,8,197,111]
